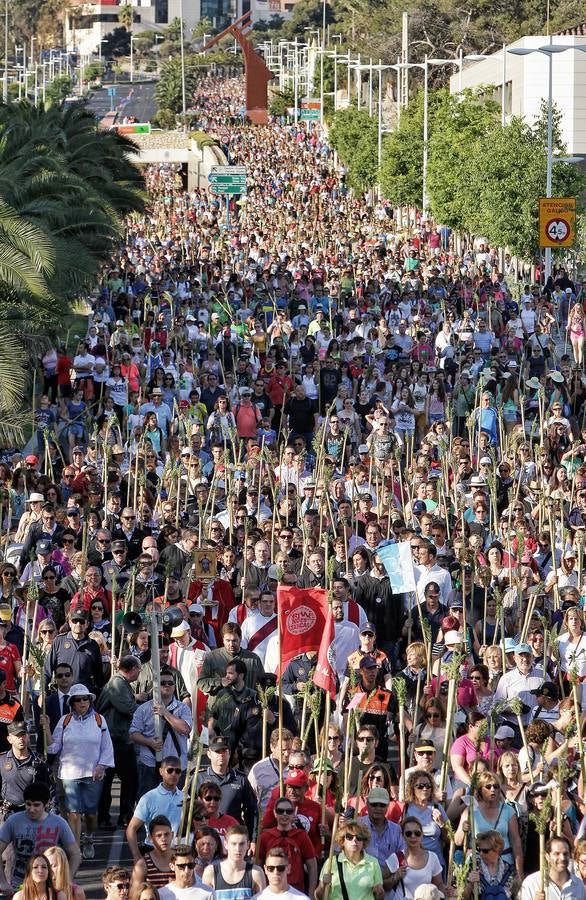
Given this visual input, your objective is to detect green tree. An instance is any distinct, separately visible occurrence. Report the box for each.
[101,27,131,59]
[427,89,500,229]
[459,110,584,258]
[45,75,73,106]
[118,3,133,31]
[84,62,106,82]
[379,91,427,207]
[329,105,379,192]
[155,59,198,114]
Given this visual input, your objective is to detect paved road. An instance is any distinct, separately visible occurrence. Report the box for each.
[86,81,157,124]
[77,820,133,899]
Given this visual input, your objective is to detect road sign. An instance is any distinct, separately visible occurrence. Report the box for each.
[107,87,116,97]
[300,98,321,121]
[539,197,576,248]
[114,123,151,134]
[209,165,246,175]
[208,165,247,194]
[210,183,246,195]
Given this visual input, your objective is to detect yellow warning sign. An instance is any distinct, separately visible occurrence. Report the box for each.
[539,197,576,248]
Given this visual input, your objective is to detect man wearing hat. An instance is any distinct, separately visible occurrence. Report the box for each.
[19,503,64,573]
[103,539,132,590]
[401,740,454,802]
[345,624,392,690]
[357,787,405,870]
[195,735,257,838]
[0,721,51,823]
[44,609,104,695]
[494,642,545,730]
[343,655,393,762]
[263,765,322,855]
[528,682,560,727]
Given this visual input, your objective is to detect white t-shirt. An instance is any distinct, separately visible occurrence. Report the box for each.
[400,850,442,899]
[257,889,309,900]
[159,883,211,900]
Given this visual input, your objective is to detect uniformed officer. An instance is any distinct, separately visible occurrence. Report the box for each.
[281,650,318,714]
[343,655,395,761]
[0,722,51,821]
[102,540,132,591]
[43,609,104,695]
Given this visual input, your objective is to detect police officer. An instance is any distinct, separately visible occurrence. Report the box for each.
[43,609,104,694]
[102,540,132,591]
[0,722,51,822]
[281,650,318,715]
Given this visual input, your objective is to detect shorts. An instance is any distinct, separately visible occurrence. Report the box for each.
[62,776,103,814]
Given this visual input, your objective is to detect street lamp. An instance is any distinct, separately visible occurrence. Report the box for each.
[508,41,586,281]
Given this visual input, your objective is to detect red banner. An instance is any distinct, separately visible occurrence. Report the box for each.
[277,585,330,673]
[313,607,337,699]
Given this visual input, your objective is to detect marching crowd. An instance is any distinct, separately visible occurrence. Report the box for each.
[0,72,585,900]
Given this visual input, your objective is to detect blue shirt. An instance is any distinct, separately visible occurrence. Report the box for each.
[134,783,183,839]
[357,815,405,868]
[130,699,192,768]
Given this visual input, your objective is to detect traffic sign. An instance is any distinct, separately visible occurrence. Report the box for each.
[208,165,247,195]
[107,87,116,97]
[210,183,245,195]
[539,197,576,248]
[300,98,321,121]
[114,123,151,135]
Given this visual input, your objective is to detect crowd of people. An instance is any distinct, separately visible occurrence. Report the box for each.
[0,72,585,900]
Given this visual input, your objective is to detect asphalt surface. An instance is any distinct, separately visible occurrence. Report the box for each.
[86,81,157,124]
[75,785,134,898]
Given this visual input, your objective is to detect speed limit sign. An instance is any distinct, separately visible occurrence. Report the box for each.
[539,197,576,248]
[545,218,570,243]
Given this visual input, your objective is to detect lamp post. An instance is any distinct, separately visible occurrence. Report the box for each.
[2,0,7,103]
[179,0,187,129]
[508,41,586,282]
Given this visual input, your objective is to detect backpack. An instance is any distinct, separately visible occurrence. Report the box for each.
[63,712,103,730]
[480,860,513,900]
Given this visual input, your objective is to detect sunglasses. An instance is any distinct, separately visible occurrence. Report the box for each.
[160,680,175,686]
[71,696,90,702]
[165,767,181,774]
[478,847,492,854]
[204,795,221,802]
[415,783,432,789]
[404,830,422,838]
[287,764,305,770]
[265,865,287,872]
[56,672,71,678]
[344,835,364,842]
[357,736,375,742]
[275,807,293,814]
[40,629,55,634]
[174,863,195,870]
[111,884,130,891]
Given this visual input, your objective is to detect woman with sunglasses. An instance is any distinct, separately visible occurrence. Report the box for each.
[403,771,447,871]
[395,816,447,899]
[349,764,402,822]
[197,781,238,842]
[315,821,383,900]
[409,699,446,768]
[454,770,523,881]
[39,567,69,630]
[464,829,516,899]
[0,563,18,606]
[88,600,111,646]
[44,683,114,860]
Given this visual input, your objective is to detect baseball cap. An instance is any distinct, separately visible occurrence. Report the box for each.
[504,638,517,653]
[7,722,27,736]
[209,736,230,752]
[367,787,390,804]
[151,387,163,396]
[111,540,127,551]
[412,500,426,515]
[179,400,189,408]
[530,682,559,700]
[72,445,84,454]
[360,622,376,635]
[479,456,492,466]
[284,769,308,787]
[25,455,39,465]
[189,603,204,615]
[359,655,377,670]
[36,540,52,555]
[495,725,515,740]
[415,739,437,753]
[514,642,532,655]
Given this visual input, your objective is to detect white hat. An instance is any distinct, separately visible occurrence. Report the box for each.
[188,603,204,615]
[413,887,444,900]
[444,630,462,646]
[549,370,565,383]
[525,377,541,390]
[171,620,191,638]
[68,683,96,703]
[27,492,45,503]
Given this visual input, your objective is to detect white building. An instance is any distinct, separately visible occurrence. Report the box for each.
[65,0,201,58]
[449,34,586,156]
